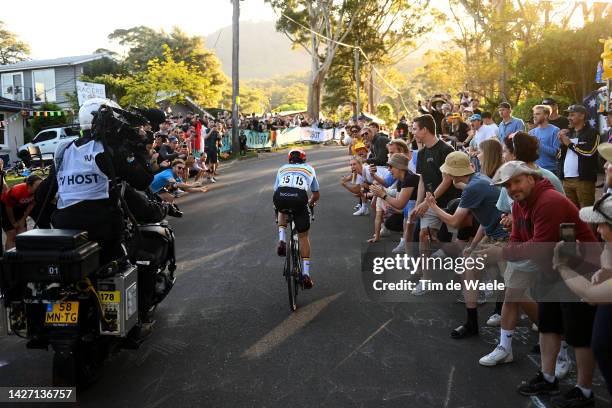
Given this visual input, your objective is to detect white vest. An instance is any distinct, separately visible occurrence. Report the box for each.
[56,140,109,209]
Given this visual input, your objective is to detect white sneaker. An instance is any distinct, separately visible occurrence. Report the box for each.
[352,205,365,216]
[486,313,502,327]
[380,225,392,237]
[411,280,430,296]
[391,238,406,253]
[555,354,571,379]
[531,323,538,332]
[361,205,370,216]
[479,345,513,366]
[210,177,217,183]
[431,249,447,258]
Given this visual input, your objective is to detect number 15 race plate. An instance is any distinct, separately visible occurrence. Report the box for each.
[45,302,79,325]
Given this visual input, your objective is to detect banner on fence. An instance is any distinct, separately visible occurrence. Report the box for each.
[220,126,342,153]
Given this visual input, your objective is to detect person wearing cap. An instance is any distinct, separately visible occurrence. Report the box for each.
[159,136,180,164]
[475,160,598,402]
[498,102,526,142]
[529,105,560,174]
[542,98,570,130]
[479,133,566,369]
[598,143,612,194]
[552,193,612,400]
[466,114,497,154]
[411,114,461,295]
[558,104,600,208]
[425,151,508,339]
[447,113,470,148]
[370,153,418,242]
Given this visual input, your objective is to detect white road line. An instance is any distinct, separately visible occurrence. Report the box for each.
[443,365,455,408]
[241,292,344,359]
[334,318,393,369]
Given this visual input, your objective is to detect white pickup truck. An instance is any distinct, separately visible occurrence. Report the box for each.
[19,126,81,160]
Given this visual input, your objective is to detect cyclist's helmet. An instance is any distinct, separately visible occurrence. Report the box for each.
[288,149,306,164]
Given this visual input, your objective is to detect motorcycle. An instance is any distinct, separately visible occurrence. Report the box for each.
[0,201,178,387]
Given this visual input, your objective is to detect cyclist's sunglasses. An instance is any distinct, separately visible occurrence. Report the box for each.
[593,192,612,223]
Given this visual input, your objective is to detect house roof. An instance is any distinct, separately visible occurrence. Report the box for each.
[0,96,24,112]
[0,54,108,73]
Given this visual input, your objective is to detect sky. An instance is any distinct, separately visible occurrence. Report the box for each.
[1,0,278,59]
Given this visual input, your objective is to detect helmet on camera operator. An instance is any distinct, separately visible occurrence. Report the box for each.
[36,98,166,264]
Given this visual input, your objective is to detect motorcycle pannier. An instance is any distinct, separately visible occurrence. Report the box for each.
[1,229,100,287]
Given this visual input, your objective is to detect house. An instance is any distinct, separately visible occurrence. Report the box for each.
[0,96,25,164]
[0,54,109,110]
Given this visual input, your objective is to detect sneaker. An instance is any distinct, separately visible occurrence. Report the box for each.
[517,372,559,396]
[411,280,430,296]
[555,354,572,379]
[531,323,538,332]
[479,345,513,366]
[277,241,286,257]
[430,248,447,258]
[380,225,392,237]
[353,203,361,210]
[352,205,365,216]
[210,177,217,183]
[361,205,370,216]
[301,274,313,289]
[550,386,594,408]
[486,313,502,327]
[391,239,406,253]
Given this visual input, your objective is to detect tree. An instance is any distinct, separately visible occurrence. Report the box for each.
[375,103,394,125]
[119,45,223,108]
[266,0,356,121]
[0,21,30,65]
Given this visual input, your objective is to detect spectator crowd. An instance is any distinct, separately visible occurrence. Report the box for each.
[340,92,612,407]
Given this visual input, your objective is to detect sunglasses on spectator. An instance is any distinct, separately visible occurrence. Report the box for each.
[593,192,612,223]
[176,166,185,170]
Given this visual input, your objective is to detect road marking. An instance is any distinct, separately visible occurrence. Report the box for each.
[443,365,455,408]
[176,241,248,276]
[334,318,393,369]
[241,292,344,359]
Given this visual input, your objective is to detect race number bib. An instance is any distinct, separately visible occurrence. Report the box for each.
[278,173,307,189]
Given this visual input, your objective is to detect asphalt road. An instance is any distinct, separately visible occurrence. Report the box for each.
[0,146,609,408]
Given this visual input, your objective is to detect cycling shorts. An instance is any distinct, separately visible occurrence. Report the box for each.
[273,187,310,233]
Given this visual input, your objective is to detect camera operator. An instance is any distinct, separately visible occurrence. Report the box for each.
[36,99,174,264]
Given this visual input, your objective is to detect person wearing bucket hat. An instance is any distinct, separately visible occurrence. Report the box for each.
[552,192,612,400]
[558,103,599,208]
[476,160,599,402]
[426,151,508,339]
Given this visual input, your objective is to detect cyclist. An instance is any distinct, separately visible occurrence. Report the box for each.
[273,149,320,289]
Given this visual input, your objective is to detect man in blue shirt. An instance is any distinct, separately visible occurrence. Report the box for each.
[529,105,560,174]
[150,159,208,202]
[498,102,525,141]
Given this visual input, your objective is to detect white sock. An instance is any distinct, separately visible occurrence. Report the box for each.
[278,227,286,242]
[558,341,569,359]
[543,372,556,383]
[303,258,310,276]
[576,385,592,398]
[499,329,514,351]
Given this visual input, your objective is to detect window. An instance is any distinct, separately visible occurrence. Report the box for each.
[1,72,24,101]
[32,130,56,144]
[0,113,5,146]
[32,69,56,102]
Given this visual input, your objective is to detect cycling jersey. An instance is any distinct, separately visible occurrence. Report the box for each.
[273,163,319,193]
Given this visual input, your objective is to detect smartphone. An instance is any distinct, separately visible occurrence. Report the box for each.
[559,223,576,242]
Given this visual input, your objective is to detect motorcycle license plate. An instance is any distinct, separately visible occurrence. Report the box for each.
[45,302,79,325]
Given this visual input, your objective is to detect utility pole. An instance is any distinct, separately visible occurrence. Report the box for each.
[354,47,360,120]
[231,0,240,156]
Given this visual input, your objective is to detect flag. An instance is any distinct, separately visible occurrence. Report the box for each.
[583,90,600,129]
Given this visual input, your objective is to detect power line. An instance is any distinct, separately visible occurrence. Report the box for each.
[278,11,411,114]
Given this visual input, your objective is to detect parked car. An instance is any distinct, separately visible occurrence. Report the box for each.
[18,125,81,160]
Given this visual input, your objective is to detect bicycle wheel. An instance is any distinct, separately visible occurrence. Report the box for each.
[286,223,297,312]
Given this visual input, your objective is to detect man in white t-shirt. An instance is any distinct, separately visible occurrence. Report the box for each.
[466,114,497,153]
[481,111,499,138]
